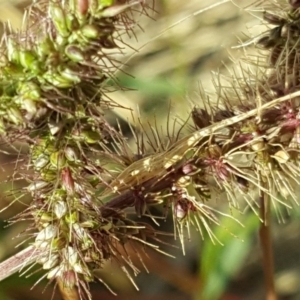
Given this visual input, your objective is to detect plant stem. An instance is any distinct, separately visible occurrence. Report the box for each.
[259,187,277,300]
[0,246,42,282]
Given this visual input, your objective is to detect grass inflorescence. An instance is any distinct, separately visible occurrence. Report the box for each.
[1,0,300,299]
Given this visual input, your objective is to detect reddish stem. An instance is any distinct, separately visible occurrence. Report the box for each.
[259,189,277,300]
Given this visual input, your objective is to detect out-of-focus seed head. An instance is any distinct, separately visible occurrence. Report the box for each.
[191,107,211,129]
[290,0,300,9]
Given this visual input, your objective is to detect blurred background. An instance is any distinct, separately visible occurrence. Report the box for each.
[0,0,300,299]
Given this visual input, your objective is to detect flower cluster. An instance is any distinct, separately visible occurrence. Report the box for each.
[0,0,161,298]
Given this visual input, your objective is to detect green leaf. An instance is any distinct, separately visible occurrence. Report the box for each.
[196,213,259,300]
[118,75,188,98]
